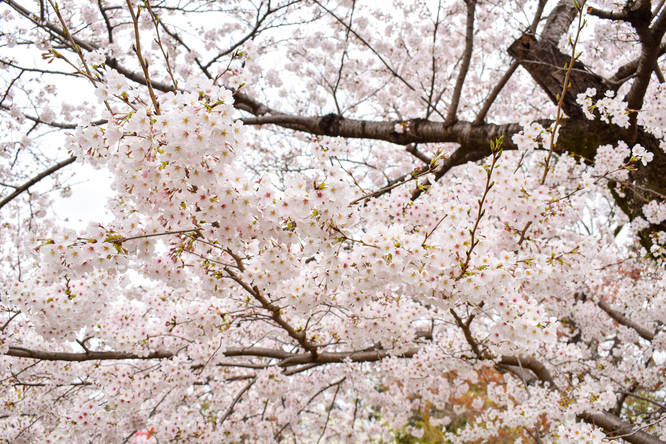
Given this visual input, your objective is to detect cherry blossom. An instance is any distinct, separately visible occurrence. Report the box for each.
[1,0,666,443]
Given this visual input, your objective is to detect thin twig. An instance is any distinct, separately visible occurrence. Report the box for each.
[143,1,179,91]
[219,378,256,424]
[126,0,161,114]
[540,3,585,185]
[457,138,502,278]
[316,379,343,444]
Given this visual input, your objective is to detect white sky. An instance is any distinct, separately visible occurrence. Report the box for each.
[50,164,114,229]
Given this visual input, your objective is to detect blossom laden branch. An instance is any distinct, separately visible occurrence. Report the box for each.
[458,137,502,278]
[597,300,656,341]
[223,266,319,356]
[3,1,666,442]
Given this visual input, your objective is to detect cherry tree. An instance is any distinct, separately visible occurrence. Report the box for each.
[1,0,666,442]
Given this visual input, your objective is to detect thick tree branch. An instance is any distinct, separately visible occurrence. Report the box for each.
[497,355,556,388]
[6,345,174,361]
[223,347,295,360]
[625,22,666,142]
[540,0,580,46]
[240,109,529,151]
[508,32,606,119]
[587,6,631,21]
[5,345,298,362]
[5,344,418,366]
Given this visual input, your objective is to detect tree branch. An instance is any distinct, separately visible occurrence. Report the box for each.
[0,156,76,210]
[540,0,580,46]
[223,266,319,356]
[219,378,256,424]
[608,42,666,88]
[497,352,664,443]
[578,411,666,444]
[6,346,174,361]
[497,355,556,389]
[508,32,606,119]
[473,60,519,125]
[597,300,656,341]
[586,6,631,21]
[445,0,476,125]
[240,110,529,151]
[5,344,418,366]
[6,345,665,443]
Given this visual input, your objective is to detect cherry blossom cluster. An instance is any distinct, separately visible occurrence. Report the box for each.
[576,88,630,127]
[8,82,633,440]
[2,1,666,442]
[638,83,666,150]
